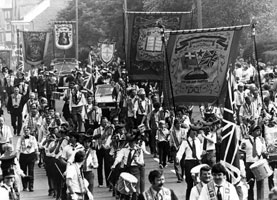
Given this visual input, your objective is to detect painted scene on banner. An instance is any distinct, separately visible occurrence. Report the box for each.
[168,30,240,104]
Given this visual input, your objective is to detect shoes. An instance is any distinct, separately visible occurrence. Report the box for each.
[159,164,163,169]
[48,191,53,196]
[29,189,34,192]
[98,185,104,188]
[177,180,182,183]
[23,188,27,192]
[164,164,168,168]
[153,155,158,158]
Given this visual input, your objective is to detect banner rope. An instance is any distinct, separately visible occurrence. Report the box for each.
[165,24,251,34]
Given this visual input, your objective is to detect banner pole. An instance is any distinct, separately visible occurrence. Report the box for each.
[251,19,264,107]
[75,0,79,61]
[17,29,19,67]
[161,26,176,116]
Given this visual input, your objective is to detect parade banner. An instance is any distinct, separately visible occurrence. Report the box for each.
[22,31,49,65]
[99,42,115,65]
[166,27,242,105]
[0,50,11,69]
[54,22,74,50]
[126,12,189,80]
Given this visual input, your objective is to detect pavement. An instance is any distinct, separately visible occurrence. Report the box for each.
[1,101,275,200]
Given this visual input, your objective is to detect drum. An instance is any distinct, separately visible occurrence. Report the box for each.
[250,159,273,181]
[116,172,137,195]
[52,92,61,100]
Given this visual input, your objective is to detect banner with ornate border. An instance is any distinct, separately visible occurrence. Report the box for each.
[54,22,74,50]
[166,28,242,105]
[22,31,49,65]
[126,12,190,80]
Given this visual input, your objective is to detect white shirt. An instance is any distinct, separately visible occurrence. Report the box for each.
[16,135,38,154]
[83,148,98,172]
[112,144,145,168]
[189,182,206,200]
[61,143,84,164]
[240,136,266,163]
[0,125,13,144]
[204,132,216,151]
[66,163,86,193]
[198,180,239,200]
[169,128,186,149]
[176,137,202,161]
[0,186,9,200]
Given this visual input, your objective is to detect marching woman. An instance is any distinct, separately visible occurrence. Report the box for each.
[16,126,39,192]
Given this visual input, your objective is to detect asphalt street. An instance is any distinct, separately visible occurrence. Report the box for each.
[2,100,273,200]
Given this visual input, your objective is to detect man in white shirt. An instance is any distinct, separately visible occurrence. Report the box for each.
[189,165,212,200]
[170,119,187,183]
[16,126,39,192]
[0,117,13,154]
[176,128,202,200]
[198,163,239,200]
[66,150,93,200]
[240,125,266,200]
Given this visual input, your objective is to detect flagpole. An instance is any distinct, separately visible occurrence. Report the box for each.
[160,25,176,116]
[17,29,19,67]
[251,19,264,107]
[75,0,79,61]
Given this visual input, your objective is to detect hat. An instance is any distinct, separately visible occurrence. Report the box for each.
[2,168,15,178]
[126,133,137,142]
[81,134,93,142]
[138,88,146,95]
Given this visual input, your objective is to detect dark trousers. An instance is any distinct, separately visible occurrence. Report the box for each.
[84,171,95,196]
[127,166,145,194]
[157,141,169,167]
[55,159,67,200]
[149,128,157,155]
[19,152,36,190]
[126,117,136,132]
[246,162,262,200]
[184,160,199,200]
[171,147,183,180]
[84,120,99,133]
[44,156,55,192]
[96,148,112,186]
[10,110,22,135]
[269,162,276,190]
[72,106,83,133]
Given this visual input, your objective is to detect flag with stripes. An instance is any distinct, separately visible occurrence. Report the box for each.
[220,70,240,184]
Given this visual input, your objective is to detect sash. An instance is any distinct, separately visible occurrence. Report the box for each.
[171,129,180,149]
[74,164,86,194]
[207,182,230,200]
[138,99,146,114]
[72,92,82,105]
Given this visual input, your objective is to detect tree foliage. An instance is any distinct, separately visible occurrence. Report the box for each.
[55,0,277,62]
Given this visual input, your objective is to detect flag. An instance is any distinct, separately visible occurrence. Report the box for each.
[83,74,94,92]
[220,70,240,184]
[166,26,243,105]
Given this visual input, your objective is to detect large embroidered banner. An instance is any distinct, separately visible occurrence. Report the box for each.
[54,22,74,50]
[99,42,115,65]
[166,27,242,105]
[22,31,49,65]
[126,12,190,80]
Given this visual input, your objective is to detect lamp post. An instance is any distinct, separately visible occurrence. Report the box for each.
[75,0,79,61]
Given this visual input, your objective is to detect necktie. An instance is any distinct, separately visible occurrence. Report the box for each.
[10,187,17,200]
[127,149,134,167]
[217,186,222,200]
[15,95,17,103]
[192,139,197,158]
[252,137,257,158]
[203,133,207,151]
